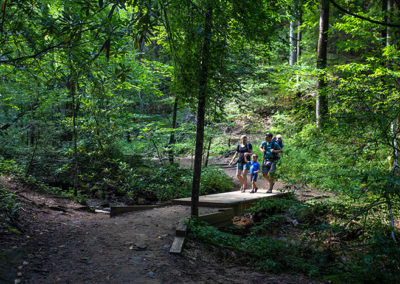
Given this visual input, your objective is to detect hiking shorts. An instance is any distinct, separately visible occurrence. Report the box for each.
[237,162,250,171]
[262,160,276,174]
[251,173,258,182]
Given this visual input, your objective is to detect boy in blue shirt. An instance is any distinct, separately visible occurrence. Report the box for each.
[247,154,261,193]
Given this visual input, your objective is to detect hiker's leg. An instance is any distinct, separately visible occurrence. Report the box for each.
[242,169,249,190]
[242,163,250,190]
[268,173,275,190]
[262,160,272,189]
[262,172,270,184]
[236,168,245,187]
[268,163,277,191]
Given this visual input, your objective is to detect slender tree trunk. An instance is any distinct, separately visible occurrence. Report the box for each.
[168,96,178,164]
[386,0,397,242]
[296,13,302,83]
[30,124,35,146]
[387,0,397,168]
[26,138,39,176]
[289,21,297,66]
[316,0,330,128]
[204,136,212,167]
[69,80,79,196]
[153,39,159,60]
[386,0,392,47]
[191,6,212,217]
[382,0,388,41]
[151,138,164,165]
[161,3,180,165]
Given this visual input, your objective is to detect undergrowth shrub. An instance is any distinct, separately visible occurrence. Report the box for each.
[0,145,234,204]
[200,166,234,195]
[189,196,400,281]
[189,219,325,277]
[0,184,22,233]
[0,157,25,177]
[129,164,233,201]
[277,123,393,200]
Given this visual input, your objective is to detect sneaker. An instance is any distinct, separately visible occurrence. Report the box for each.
[250,189,255,193]
[254,187,258,193]
[266,189,272,193]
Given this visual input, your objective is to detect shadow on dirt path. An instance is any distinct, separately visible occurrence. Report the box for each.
[0,172,318,284]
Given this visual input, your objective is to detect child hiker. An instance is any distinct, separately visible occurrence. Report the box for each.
[248,154,260,193]
[272,134,283,149]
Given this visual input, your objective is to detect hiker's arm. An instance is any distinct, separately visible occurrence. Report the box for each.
[271,144,282,153]
[244,152,252,163]
[229,152,238,165]
[259,145,266,153]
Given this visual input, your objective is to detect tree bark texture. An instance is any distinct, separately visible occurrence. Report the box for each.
[191,6,212,217]
[316,0,329,127]
[289,21,297,66]
[296,14,302,83]
[297,17,302,64]
[386,0,392,47]
[168,96,178,164]
[382,0,388,42]
[69,80,79,195]
[204,136,212,167]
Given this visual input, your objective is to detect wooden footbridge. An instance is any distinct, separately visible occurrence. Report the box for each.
[109,189,288,254]
[172,189,287,216]
[169,189,288,254]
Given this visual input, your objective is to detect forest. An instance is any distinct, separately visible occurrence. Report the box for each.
[1,0,400,282]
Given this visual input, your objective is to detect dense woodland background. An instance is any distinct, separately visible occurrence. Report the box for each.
[1,0,400,281]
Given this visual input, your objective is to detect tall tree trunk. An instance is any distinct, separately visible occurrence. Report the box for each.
[386,0,398,242]
[289,21,297,66]
[316,0,330,128]
[387,0,398,172]
[69,79,79,196]
[30,124,35,146]
[386,0,392,47]
[296,13,302,83]
[161,3,179,165]
[168,96,178,164]
[191,6,212,217]
[204,136,212,167]
[382,0,388,41]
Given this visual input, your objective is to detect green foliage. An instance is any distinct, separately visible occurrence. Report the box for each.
[189,217,325,276]
[127,164,233,202]
[0,157,25,177]
[190,196,400,280]
[0,184,22,233]
[129,164,192,201]
[200,166,234,195]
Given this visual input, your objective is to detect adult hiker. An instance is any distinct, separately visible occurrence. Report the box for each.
[229,135,253,192]
[260,132,282,193]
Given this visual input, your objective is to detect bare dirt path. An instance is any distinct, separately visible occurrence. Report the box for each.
[1,173,317,284]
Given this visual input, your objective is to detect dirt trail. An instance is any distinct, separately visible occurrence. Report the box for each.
[1,174,317,284]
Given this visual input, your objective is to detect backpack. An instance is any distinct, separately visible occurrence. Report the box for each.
[263,141,280,161]
[271,141,281,161]
[236,142,252,164]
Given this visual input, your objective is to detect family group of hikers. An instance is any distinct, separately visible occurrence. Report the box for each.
[229,133,283,193]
